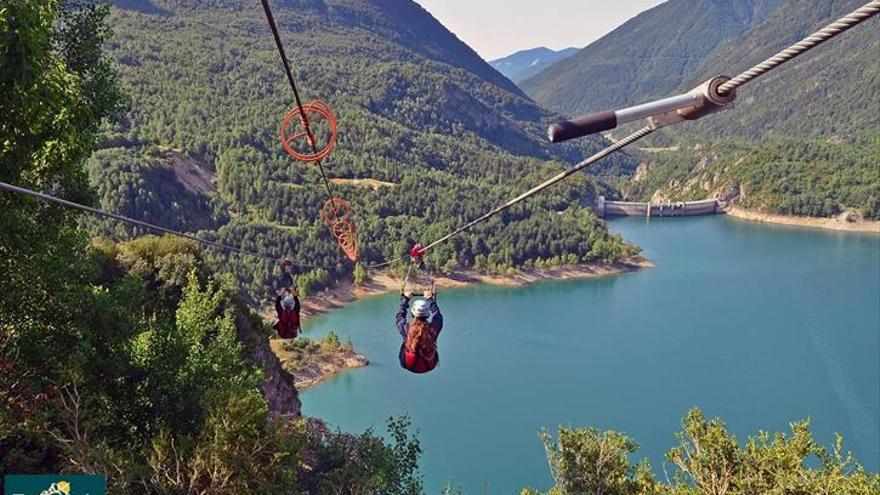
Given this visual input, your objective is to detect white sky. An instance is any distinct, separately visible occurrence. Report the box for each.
[415,0,669,60]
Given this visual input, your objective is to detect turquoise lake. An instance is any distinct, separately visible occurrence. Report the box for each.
[300,215,880,493]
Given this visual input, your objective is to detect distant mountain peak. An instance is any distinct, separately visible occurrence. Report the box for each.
[521,0,788,115]
[489,46,579,84]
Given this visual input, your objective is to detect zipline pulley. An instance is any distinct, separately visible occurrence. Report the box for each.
[401,244,435,297]
[548,75,738,143]
[277,259,296,292]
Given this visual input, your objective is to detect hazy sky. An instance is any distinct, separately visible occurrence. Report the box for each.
[415,0,668,60]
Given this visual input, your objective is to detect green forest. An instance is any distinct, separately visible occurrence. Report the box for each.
[2,0,877,493]
[626,138,880,219]
[79,0,642,302]
[523,0,879,220]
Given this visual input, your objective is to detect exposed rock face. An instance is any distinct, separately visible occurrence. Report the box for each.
[714,182,742,204]
[633,162,653,183]
[255,337,302,417]
[236,312,301,417]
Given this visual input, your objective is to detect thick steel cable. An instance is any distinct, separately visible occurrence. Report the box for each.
[258,0,340,206]
[369,126,656,268]
[0,180,330,268]
[717,0,880,95]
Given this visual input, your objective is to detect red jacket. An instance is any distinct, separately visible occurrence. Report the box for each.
[275,295,301,339]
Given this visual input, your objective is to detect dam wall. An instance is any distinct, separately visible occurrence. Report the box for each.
[594,197,719,218]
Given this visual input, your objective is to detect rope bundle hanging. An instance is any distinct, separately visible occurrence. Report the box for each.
[259,0,358,262]
[321,196,359,261]
[280,99,338,163]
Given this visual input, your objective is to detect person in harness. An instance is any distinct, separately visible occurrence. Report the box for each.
[396,290,443,374]
[274,261,301,339]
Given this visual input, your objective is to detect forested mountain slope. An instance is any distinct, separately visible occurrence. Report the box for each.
[629,0,880,219]
[520,0,786,116]
[97,0,638,296]
[678,0,880,142]
[521,0,878,220]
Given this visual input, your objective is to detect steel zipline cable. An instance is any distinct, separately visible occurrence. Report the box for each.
[372,0,880,267]
[717,0,880,95]
[3,2,876,275]
[0,180,331,269]
[367,126,657,269]
[258,0,340,207]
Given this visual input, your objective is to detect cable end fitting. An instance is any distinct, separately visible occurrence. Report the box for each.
[650,75,737,128]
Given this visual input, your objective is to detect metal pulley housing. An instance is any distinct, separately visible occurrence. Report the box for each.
[649,75,737,128]
[547,75,738,142]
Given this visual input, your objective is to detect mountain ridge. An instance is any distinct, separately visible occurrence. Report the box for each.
[490,46,579,83]
[98,0,638,296]
[521,0,787,116]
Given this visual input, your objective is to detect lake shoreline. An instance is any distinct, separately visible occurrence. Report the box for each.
[299,258,652,321]
[725,207,880,234]
[274,259,650,389]
[270,338,369,390]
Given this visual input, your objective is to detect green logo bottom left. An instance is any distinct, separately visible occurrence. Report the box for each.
[4,475,105,495]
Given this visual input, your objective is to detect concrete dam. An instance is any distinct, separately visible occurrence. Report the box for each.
[593,196,720,218]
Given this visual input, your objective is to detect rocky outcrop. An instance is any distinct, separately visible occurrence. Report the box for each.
[236,311,301,418]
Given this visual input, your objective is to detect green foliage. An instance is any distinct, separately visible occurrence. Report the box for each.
[1,0,126,478]
[2,3,425,492]
[87,147,223,235]
[525,0,879,219]
[297,267,330,298]
[354,262,369,286]
[677,0,880,143]
[84,0,637,303]
[628,139,880,219]
[538,427,657,495]
[526,409,880,495]
[311,417,423,495]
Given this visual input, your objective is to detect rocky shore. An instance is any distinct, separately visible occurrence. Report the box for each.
[726,207,880,234]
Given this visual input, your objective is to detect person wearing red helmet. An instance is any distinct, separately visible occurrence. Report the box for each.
[396,290,443,374]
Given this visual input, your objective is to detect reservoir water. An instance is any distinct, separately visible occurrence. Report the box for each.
[300,216,880,493]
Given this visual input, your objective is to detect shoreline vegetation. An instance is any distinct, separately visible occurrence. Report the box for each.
[725,207,880,234]
[270,334,369,390]
[271,258,651,389]
[300,258,652,320]
[275,204,880,390]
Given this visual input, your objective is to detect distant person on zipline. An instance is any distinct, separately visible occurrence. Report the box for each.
[275,261,301,339]
[396,290,443,374]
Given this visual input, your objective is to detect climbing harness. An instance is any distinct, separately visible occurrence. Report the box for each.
[259,0,358,262]
[401,244,436,297]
